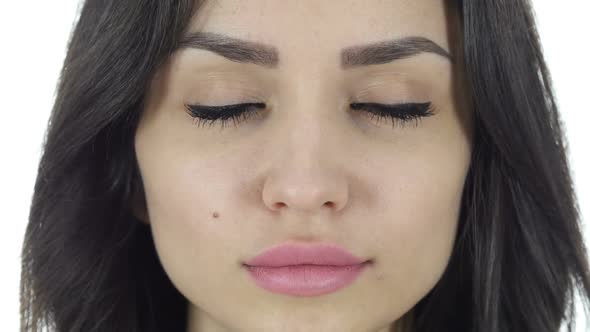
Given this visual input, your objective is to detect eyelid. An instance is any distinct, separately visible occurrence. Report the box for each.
[186,102,261,110]
[349,73,430,104]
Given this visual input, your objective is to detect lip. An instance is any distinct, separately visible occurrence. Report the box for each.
[243,243,369,267]
[242,243,372,296]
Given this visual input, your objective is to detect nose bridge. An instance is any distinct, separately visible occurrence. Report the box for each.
[276,68,335,164]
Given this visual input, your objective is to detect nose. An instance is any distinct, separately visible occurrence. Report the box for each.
[262,171,349,216]
[261,115,349,218]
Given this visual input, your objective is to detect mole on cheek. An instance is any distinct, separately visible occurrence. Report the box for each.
[212,211,220,218]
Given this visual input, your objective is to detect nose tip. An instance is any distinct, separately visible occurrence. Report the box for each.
[262,177,348,215]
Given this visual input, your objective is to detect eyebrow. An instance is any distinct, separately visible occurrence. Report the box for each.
[341,36,453,68]
[178,32,279,68]
[177,31,453,69]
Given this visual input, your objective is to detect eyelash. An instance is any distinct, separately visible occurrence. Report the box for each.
[184,101,435,130]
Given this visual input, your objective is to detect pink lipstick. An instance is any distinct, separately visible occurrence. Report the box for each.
[242,243,372,296]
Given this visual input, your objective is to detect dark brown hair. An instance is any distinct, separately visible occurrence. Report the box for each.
[20,1,590,331]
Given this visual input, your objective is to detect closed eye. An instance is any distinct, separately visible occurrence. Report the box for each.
[349,102,435,129]
[184,101,435,130]
[184,102,267,129]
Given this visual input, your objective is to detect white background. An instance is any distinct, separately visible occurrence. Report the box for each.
[0,1,588,331]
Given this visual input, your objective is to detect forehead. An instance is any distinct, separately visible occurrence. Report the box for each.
[187,0,454,65]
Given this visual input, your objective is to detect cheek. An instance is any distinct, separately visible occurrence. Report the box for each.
[137,149,242,276]
[134,96,275,319]
[368,137,469,307]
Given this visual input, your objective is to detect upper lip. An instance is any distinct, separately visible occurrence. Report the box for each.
[243,242,370,267]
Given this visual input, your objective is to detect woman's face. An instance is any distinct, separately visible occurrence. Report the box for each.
[134,0,472,331]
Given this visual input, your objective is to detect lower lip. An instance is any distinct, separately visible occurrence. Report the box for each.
[243,261,372,296]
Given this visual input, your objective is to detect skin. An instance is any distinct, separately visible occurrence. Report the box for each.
[134,0,473,331]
